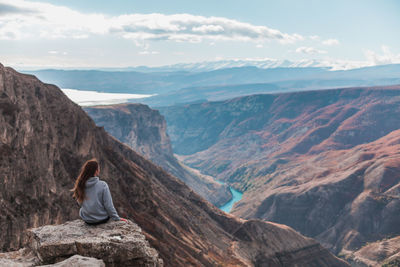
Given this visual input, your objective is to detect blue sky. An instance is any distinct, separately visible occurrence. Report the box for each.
[1,0,399,69]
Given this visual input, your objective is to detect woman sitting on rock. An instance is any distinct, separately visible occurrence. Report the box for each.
[71,159,126,225]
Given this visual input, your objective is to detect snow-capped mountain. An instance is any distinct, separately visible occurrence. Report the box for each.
[124,58,370,73]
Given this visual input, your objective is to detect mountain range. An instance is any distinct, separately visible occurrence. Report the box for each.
[55,59,373,73]
[23,64,400,108]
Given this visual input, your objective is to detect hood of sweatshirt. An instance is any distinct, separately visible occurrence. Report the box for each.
[85,176,99,188]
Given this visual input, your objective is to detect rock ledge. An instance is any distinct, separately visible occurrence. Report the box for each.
[0,219,163,267]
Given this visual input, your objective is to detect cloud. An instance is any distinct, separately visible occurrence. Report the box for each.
[48,50,67,55]
[309,35,319,40]
[112,13,303,43]
[138,50,159,55]
[111,13,304,44]
[317,58,369,70]
[0,0,303,44]
[0,3,36,15]
[322,38,339,46]
[192,25,224,34]
[364,45,400,65]
[295,46,327,55]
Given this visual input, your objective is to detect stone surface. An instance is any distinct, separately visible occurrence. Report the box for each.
[160,87,400,255]
[342,235,400,267]
[28,220,161,266]
[85,104,231,207]
[0,251,105,267]
[39,255,105,267]
[0,248,38,267]
[0,63,347,266]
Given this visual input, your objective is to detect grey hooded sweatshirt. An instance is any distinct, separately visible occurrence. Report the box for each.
[79,177,120,223]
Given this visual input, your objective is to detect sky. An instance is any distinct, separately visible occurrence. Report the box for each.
[0,0,399,69]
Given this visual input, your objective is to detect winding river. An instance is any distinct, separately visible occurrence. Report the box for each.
[216,180,243,213]
[175,160,243,213]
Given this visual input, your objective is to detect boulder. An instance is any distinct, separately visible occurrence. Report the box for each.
[39,255,105,267]
[27,219,163,266]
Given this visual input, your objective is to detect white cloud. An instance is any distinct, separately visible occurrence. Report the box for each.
[296,46,327,55]
[309,35,319,40]
[192,25,224,33]
[297,45,400,70]
[364,45,400,65]
[0,2,36,15]
[317,58,369,70]
[138,50,159,55]
[322,38,339,46]
[47,50,67,55]
[0,0,303,44]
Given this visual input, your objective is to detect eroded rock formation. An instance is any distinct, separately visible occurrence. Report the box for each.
[84,104,231,206]
[343,235,400,266]
[160,86,400,255]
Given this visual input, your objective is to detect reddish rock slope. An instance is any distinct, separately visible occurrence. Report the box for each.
[234,130,400,255]
[84,104,231,206]
[0,63,348,266]
[160,86,400,255]
[344,234,400,266]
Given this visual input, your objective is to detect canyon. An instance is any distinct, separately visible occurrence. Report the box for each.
[0,64,348,266]
[84,104,231,206]
[160,86,400,259]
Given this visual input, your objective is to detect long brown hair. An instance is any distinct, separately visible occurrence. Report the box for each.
[71,159,99,203]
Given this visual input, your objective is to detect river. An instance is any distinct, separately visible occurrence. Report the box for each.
[216,180,243,213]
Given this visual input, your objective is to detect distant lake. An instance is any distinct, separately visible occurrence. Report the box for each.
[61,88,154,106]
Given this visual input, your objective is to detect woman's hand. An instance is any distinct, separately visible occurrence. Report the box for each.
[120,218,127,222]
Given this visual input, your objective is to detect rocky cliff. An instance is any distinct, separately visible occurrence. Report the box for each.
[0,218,349,267]
[160,86,400,256]
[84,104,231,206]
[0,63,348,266]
